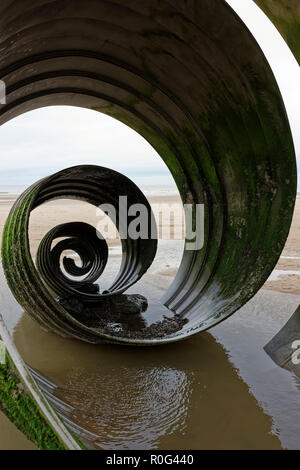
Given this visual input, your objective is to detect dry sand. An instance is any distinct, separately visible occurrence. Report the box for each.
[0,192,299,450]
[0,194,298,293]
[263,200,300,294]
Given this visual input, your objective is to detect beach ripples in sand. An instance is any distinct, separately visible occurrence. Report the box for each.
[0,188,299,449]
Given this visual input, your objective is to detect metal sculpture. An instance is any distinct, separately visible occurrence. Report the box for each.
[2,165,159,344]
[0,0,298,450]
[0,315,83,449]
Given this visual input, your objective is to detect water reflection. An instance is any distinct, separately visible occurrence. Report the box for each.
[57,366,190,449]
[13,313,281,450]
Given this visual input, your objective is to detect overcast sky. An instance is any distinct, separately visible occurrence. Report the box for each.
[227,0,300,172]
[0,107,171,186]
[0,0,298,187]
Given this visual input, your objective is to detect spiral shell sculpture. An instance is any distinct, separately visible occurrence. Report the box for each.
[0,0,298,347]
[0,0,299,450]
[2,165,159,344]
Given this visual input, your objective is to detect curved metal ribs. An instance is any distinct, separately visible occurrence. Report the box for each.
[0,0,298,451]
[0,315,82,450]
[0,0,297,344]
[2,165,158,344]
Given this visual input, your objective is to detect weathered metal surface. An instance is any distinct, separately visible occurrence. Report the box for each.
[0,0,298,449]
[264,306,300,378]
[2,165,157,344]
[254,0,300,64]
[0,0,297,342]
[0,315,83,449]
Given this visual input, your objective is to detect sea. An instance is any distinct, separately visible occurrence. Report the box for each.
[0,185,299,198]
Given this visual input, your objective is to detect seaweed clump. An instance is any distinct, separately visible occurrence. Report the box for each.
[58,293,188,340]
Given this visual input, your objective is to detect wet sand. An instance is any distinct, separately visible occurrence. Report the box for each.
[0,193,299,449]
[0,409,36,450]
[263,200,300,294]
[0,194,298,293]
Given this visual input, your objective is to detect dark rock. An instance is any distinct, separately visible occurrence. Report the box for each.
[57,295,84,315]
[106,294,148,315]
[57,291,189,340]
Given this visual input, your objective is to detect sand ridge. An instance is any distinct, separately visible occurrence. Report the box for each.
[0,194,299,294]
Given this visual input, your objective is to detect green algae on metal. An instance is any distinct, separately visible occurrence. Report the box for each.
[0,0,297,346]
[0,316,82,450]
[254,0,300,64]
[0,0,298,448]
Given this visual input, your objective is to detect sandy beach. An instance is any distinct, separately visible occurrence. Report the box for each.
[0,189,299,450]
[263,199,300,294]
[0,192,299,294]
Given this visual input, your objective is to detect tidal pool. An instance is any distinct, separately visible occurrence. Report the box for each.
[1,244,300,449]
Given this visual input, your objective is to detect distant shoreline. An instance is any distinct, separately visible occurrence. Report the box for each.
[0,191,298,295]
[0,184,180,198]
[0,184,299,199]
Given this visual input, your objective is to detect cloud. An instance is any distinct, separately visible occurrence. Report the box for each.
[0,106,176,185]
[0,1,299,185]
[0,106,163,171]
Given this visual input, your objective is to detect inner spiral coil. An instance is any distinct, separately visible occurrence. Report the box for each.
[2,165,160,344]
[37,221,109,302]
